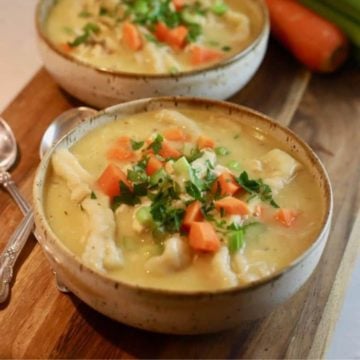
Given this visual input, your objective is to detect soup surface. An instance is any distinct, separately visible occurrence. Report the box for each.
[44,107,325,291]
[44,0,264,74]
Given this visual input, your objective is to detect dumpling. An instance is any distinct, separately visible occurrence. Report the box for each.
[82,198,123,272]
[145,236,192,275]
[52,148,94,203]
[245,149,300,194]
[209,246,238,288]
[232,252,275,284]
[155,109,202,138]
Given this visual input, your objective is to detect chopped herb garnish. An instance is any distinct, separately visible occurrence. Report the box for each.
[62,26,75,35]
[222,45,232,52]
[185,181,202,200]
[78,10,92,18]
[186,147,202,163]
[112,181,140,208]
[99,6,110,16]
[83,22,100,34]
[127,167,147,183]
[149,134,164,154]
[131,139,145,150]
[237,171,280,208]
[90,191,97,199]
[68,22,100,47]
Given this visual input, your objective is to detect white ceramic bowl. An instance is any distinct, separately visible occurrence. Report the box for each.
[35,0,270,108]
[33,97,333,334]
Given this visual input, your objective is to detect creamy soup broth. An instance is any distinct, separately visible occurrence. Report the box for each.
[44,108,325,291]
[44,0,264,74]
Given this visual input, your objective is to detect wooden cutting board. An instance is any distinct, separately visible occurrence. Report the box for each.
[0,41,359,359]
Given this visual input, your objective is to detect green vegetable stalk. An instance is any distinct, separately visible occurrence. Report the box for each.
[299,0,360,62]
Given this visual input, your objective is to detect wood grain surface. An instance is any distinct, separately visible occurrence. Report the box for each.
[0,42,359,359]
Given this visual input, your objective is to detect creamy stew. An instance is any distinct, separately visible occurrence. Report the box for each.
[44,108,325,291]
[44,0,264,74]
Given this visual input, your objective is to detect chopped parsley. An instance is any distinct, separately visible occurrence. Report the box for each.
[112,181,141,208]
[131,139,145,150]
[149,134,164,154]
[237,171,280,208]
[222,45,232,52]
[68,22,100,47]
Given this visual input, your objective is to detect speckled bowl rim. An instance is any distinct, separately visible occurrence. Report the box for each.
[33,96,333,298]
[35,0,270,79]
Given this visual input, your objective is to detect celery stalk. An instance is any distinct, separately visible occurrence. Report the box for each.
[317,0,360,22]
[300,0,360,47]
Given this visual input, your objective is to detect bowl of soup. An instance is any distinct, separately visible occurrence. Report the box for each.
[33,97,332,334]
[35,0,269,108]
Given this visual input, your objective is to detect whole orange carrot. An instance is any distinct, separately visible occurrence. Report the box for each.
[265,0,349,72]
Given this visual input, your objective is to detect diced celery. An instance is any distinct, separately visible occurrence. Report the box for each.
[149,168,167,185]
[136,206,152,226]
[173,156,192,180]
[228,229,245,253]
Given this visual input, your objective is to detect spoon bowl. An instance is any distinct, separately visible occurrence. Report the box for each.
[40,106,97,158]
[0,106,97,303]
[0,119,17,171]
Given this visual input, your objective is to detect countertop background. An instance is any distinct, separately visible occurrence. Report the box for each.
[0,1,359,358]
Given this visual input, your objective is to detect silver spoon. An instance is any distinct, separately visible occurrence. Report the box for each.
[0,106,97,302]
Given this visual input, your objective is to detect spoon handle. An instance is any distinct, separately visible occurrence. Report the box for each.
[0,211,34,303]
[0,171,30,214]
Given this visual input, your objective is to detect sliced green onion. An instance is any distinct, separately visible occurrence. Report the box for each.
[215,146,230,156]
[211,1,229,16]
[227,160,241,172]
[149,168,167,186]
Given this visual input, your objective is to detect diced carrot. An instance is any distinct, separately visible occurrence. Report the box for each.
[59,43,72,53]
[215,197,249,216]
[216,172,241,196]
[173,0,185,11]
[155,22,188,48]
[265,0,348,72]
[97,164,131,198]
[167,26,188,48]
[159,140,182,159]
[146,155,163,176]
[107,136,136,161]
[190,46,223,65]
[122,22,142,51]
[163,127,188,142]
[197,135,215,149]
[183,201,203,231]
[274,208,298,227]
[155,22,169,42]
[188,222,221,252]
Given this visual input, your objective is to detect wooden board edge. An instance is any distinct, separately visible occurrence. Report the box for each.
[278,68,311,127]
